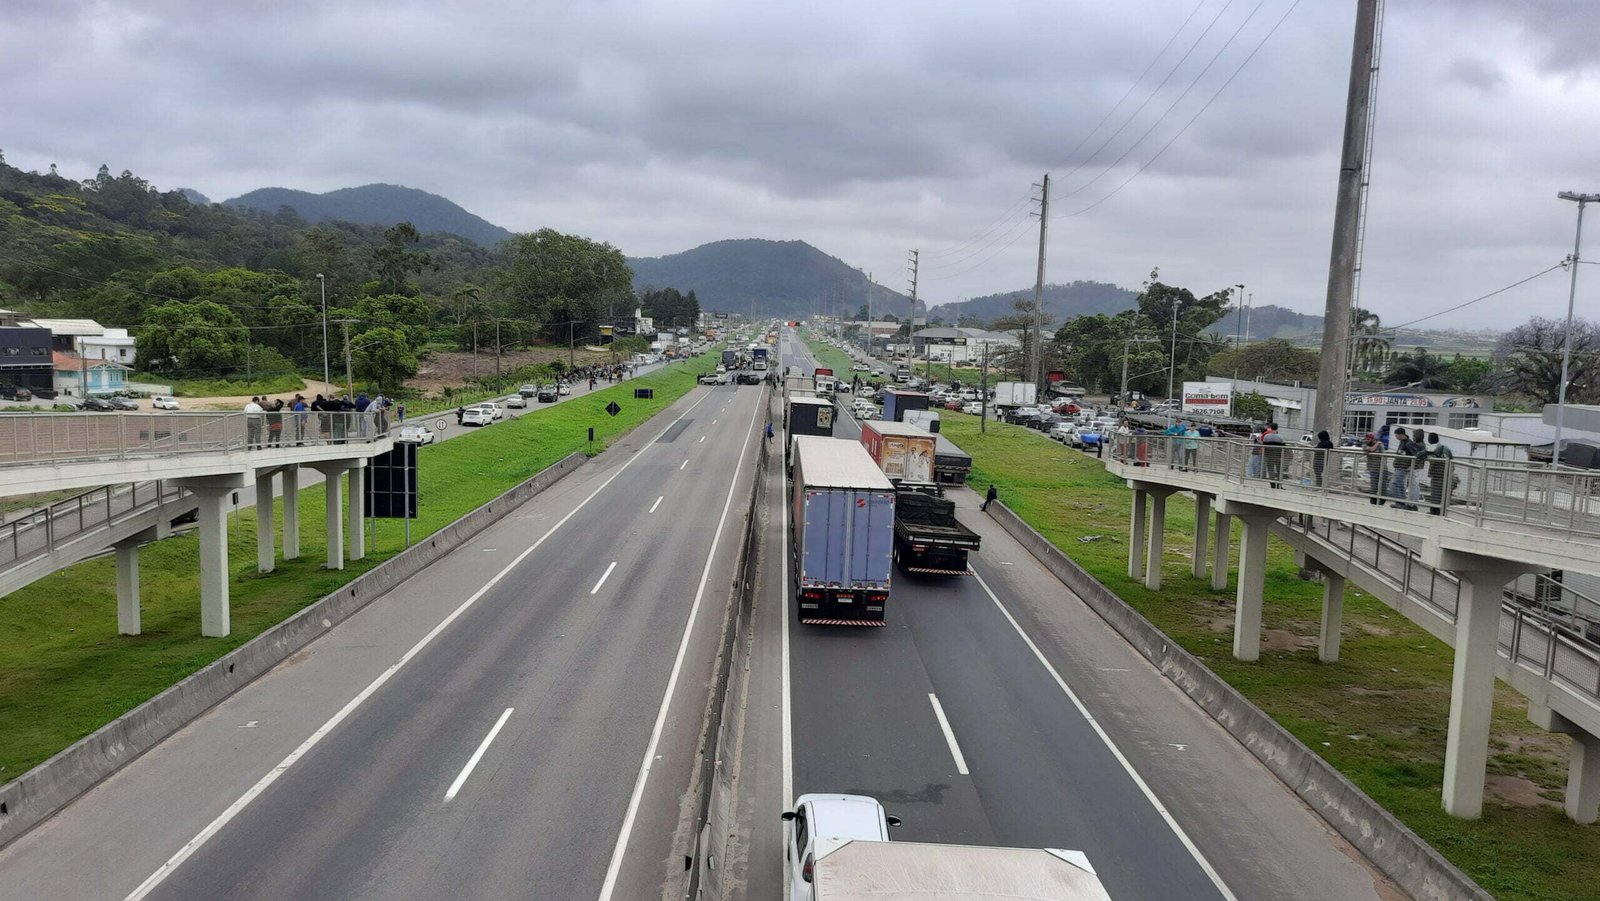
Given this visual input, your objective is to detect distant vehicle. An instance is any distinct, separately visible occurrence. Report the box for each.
[518,383,540,398]
[699,373,724,385]
[790,437,895,625]
[460,407,494,427]
[880,389,929,423]
[894,364,911,383]
[151,395,180,410]
[505,394,528,409]
[860,420,937,484]
[992,381,1038,410]
[536,386,558,403]
[961,401,984,415]
[849,401,879,421]
[736,371,763,385]
[0,384,33,401]
[470,402,505,421]
[396,424,437,444]
[108,396,140,411]
[799,837,1111,901]
[1050,422,1083,446]
[558,383,571,395]
[933,435,972,485]
[79,397,116,412]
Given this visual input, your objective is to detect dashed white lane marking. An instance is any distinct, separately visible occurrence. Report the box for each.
[445,708,514,802]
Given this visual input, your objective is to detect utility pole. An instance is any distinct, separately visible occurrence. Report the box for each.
[495,319,503,379]
[333,318,358,399]
[1554,191,1598,467]
[317,274,329,389]
[1031,174,1051,393]
[865,270,873,358]
[1167,305,1180,424]
[980,341,990,434]
[1313,0,1380,437]
[908,249,924,380]
[1234,284,1246,346]
[1120,336,1158,409]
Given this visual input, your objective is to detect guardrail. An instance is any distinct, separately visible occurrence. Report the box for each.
[0,411,386,468]
[1110,433,1600,541]
[1285,516,1600,704]
[0,480,187,569]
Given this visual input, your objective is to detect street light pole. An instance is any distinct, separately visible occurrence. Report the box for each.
[1554,191,1598,467]
[1234,284,1246,346]
[317,274,329,388]
[1167,306,1180,427]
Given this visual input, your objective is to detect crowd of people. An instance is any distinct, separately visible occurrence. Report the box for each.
[1115,417,1459,515]
[242,392,403,448]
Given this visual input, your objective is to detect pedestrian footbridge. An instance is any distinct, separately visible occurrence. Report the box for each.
[1104,434,1600,825]
[0,410,392,637]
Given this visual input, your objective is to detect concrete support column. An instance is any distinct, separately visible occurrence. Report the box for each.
[1127,489,1147,581]
[1233,517,1270,662]
[281,465,301,560]
[193,488,232,638]
[1210,512,1231,591]
[1192,494,1211,580]
[1442,566,1521,819]
[1146,492,1167,591]
[255,471,275,573]
[347,460,366,562]
[1565,730,1600,825]
[115,540,141,635]
[324,470,345,570]
[1319,571,1346,664]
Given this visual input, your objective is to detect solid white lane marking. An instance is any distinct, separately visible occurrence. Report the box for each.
[649,495,663,514]
[780,449,794,819]
[928,694,970,775]
[591,560,618,595]
[970,569,1237,901]
[597,389,764,901]
[445,707,514,802]
[681,459,689,470]
[124,387,715,901]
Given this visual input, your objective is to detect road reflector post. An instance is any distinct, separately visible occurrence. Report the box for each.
[588,426,595,442]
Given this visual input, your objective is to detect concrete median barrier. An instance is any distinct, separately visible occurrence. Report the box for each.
[986,500,1492,901]
[0,451,586,850]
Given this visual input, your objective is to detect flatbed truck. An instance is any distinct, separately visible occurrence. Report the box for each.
[892,486,980,574]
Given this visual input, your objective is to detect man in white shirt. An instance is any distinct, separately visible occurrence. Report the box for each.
[243,396,264,448]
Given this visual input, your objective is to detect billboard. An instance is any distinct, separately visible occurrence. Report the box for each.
[1182,381,1232,416]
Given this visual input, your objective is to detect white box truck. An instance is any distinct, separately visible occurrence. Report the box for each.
[808,840,1112,900]
[992,381,1038,410]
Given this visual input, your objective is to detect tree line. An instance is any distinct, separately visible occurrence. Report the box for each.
[0,156,697,392]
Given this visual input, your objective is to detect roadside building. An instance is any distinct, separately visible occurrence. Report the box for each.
[1207,376,1493,439]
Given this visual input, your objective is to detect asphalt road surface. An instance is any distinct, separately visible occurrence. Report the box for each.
[738,331,1397,900]
[0,374,768,901]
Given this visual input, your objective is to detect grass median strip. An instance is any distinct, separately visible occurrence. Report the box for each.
[0,355,716,780]
[940,413,1600,901]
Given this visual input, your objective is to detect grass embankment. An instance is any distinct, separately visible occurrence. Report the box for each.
[0,354,716,780]
[137,373,307,398]
[939,414,1599,901]
[800,334,854,376]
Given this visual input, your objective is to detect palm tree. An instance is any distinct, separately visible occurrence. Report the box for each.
[1384,348,1448,388]
[1350,307,1391,376]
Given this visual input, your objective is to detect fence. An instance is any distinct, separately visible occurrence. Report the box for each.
[1111,433,1600,541]
[0,481,187,570]
[0,411,385,468]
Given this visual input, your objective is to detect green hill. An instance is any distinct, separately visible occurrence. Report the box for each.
[224,184,513,247]
[627,239,914,319]
[928,280,1137,327]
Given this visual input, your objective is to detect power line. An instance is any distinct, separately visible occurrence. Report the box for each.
[1053,0,1305,220]
[1384,263,1566,331]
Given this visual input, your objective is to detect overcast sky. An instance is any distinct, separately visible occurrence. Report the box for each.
[3,0,1597,329]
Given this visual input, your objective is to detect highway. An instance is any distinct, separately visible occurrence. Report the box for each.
[0,375,765,901]
[737,332,1397,900]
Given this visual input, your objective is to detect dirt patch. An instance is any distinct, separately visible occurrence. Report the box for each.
[1344,685,1397,696]
[407,347,619,394]
[1486,774,1560,810]
[1206,616,1233,633]
[1261,629,1317,653]
[1355,621,1395,637]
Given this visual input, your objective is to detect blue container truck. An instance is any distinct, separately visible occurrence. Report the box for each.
[790,436,896,625]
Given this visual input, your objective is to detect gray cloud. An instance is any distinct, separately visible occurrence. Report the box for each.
[2,0,1597,329]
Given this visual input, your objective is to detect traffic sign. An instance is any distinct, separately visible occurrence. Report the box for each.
[606,401,622,417]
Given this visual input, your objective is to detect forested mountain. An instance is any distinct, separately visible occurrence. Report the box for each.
[224,184,513,247]
[927,280,1137,327]
[627,239,913,318]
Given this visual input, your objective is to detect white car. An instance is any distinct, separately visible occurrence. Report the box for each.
[396,424,437,444]
[151,395,181,411]
[1050,422,1083,446]
[505,394,528,409]
[850,402,879,421]
[558,383,571,395]
[460,407,494,427]
[477,403,505,421]
[783,794,900,900]
[961,401,983,415]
